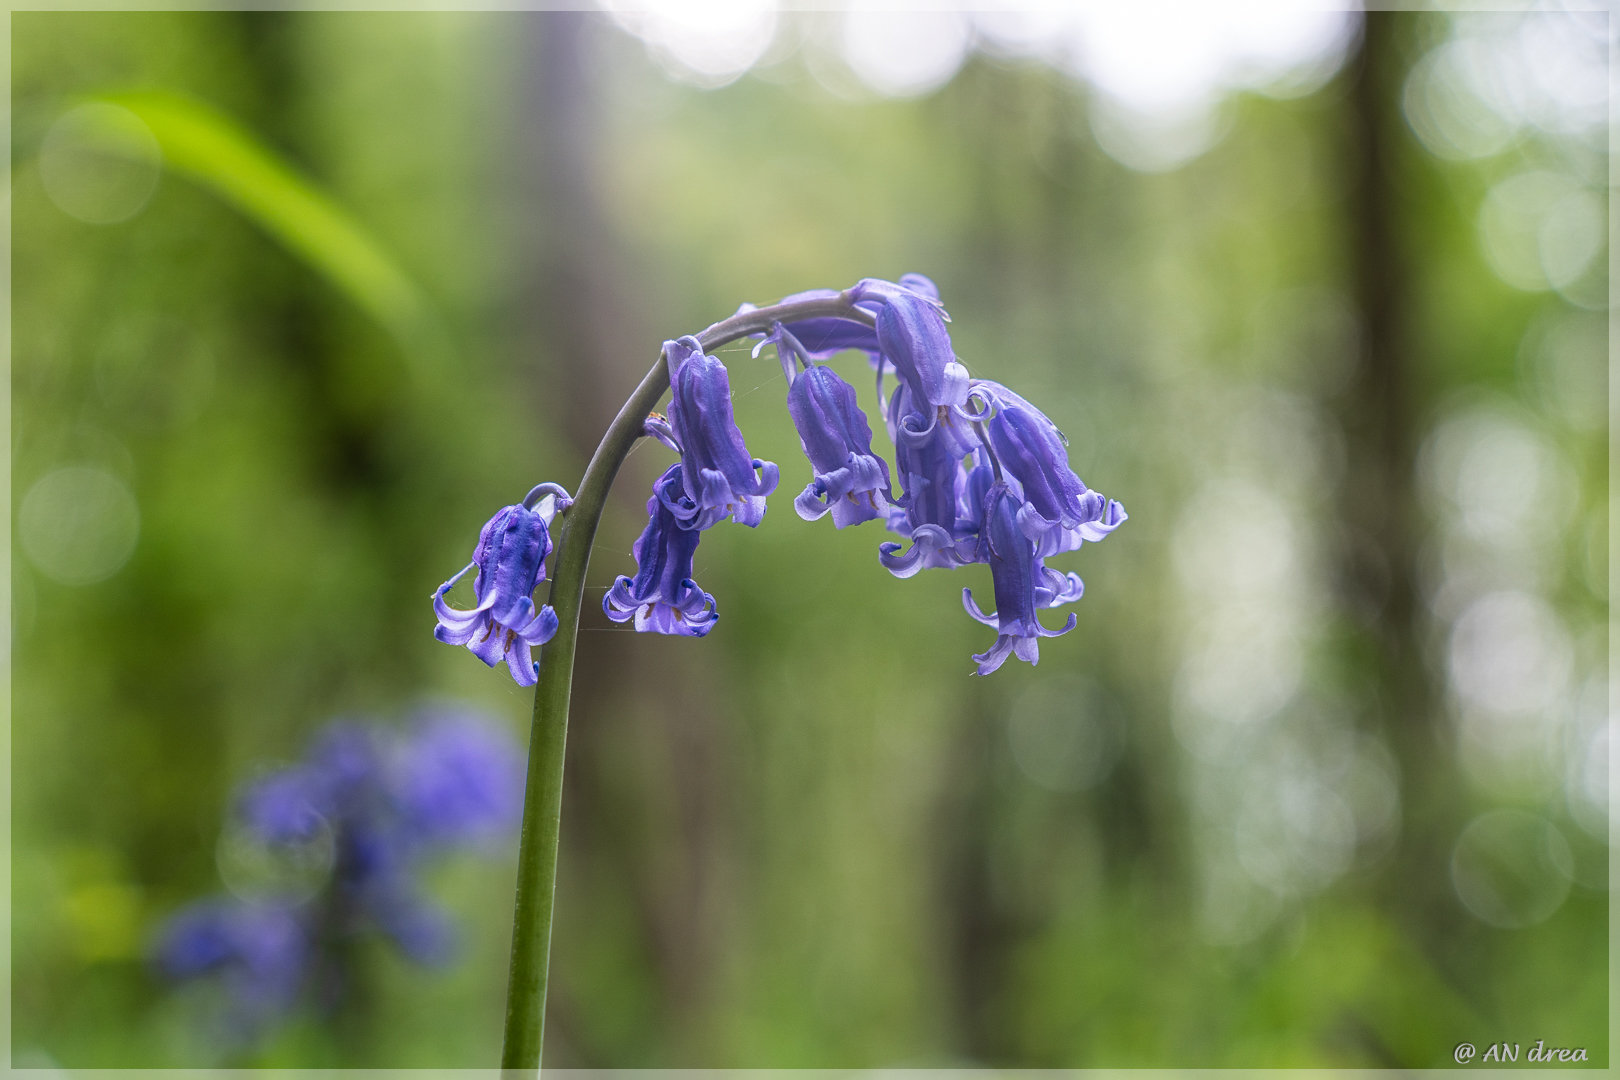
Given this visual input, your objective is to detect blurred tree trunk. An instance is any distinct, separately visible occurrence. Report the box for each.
[1336,11,1456,940]
[935,704,1017,1063]
[516,11,726,1064]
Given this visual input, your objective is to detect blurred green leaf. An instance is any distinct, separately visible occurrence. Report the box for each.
[86,89,437,357]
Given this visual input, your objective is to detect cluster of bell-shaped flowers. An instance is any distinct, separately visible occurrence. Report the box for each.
[768,274,1126,673]
[153,707,523,1045]
[433,274,1123,678]
[600,335,782,636]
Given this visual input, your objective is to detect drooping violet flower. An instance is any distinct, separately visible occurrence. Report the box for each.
[605,464,719,636]
[987,404,1105,542]
[879,425,977,577]
[643,411,682,453]
[770,274,942,362]
[961,481,1081,675]
[432,499,561,686]
[970,382,1128,557]
[787,363,892,528]
[237,711,523,859]
[877,382,982,576]
[664,335,780,530]
[851,276,969,415]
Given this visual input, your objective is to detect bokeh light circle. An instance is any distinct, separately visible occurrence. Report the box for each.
[38,103,162,225]
[1450,809,1573,928]
[217,813,337,905]
[20,467,141,586]
[1478,171,1598,293]
[841,9,970,98]
[1006,674,1124,793]
[607,0,777,89]
[1403,37,1526,160]
[1448,590,1572,718]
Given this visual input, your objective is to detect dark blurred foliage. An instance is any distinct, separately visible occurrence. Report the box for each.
[10,8,1607,1068]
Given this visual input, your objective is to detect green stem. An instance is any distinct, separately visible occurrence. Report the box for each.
[499,292,875,1071]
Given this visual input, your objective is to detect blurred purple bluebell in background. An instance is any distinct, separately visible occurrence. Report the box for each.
[154,900,308,1043]
[153,705,523,1047]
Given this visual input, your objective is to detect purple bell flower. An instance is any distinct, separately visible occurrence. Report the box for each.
[237,723,384,847]
[959,460,1089,609]
[157,900,307,982]
[237,767,328,845]
[664,336,780,530]
[961,481,1081,675]
[986,405,1086,523]
[851,277,969,416]
[432,500,561,686]
[391,709,524,847]
[787,364,893,528]
[772,308,878,364]
[605,464,719,636]
[773,274,943,363]
[879,426,977,577]
[973,382,1127,556]
[155,900,309,1036]
[367,888,457,967]
[878,383,982,576]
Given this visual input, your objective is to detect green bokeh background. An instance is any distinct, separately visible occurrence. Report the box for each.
[10,8,1609,1068]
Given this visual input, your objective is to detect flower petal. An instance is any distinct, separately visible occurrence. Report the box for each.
[504,637,537,686]
[467,623,506,668]
[971,635,1017,676]
[518,604,559,646]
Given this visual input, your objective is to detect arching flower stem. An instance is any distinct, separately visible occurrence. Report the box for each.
[499,292,875,1071]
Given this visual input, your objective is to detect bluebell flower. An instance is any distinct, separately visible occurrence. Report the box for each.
[983,401,1125,553]
[851,277,969,415]
[433,275,1124,675]
[237,767,329,845]
[157,899,308,985]
[605,464,719,636]
[157,708,525,1039]
[238,721,384,848]
[787,363,892,528]
[664,335,780,530]
[878,423,977,576]
[391,708,525,847]
[758,288,871,363]
[433,500,561,686]
[154,900,309,1037]
[875,380,985,576]
[364,886,457,967]
[772,274,941,362]
[961,481,1082,675]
